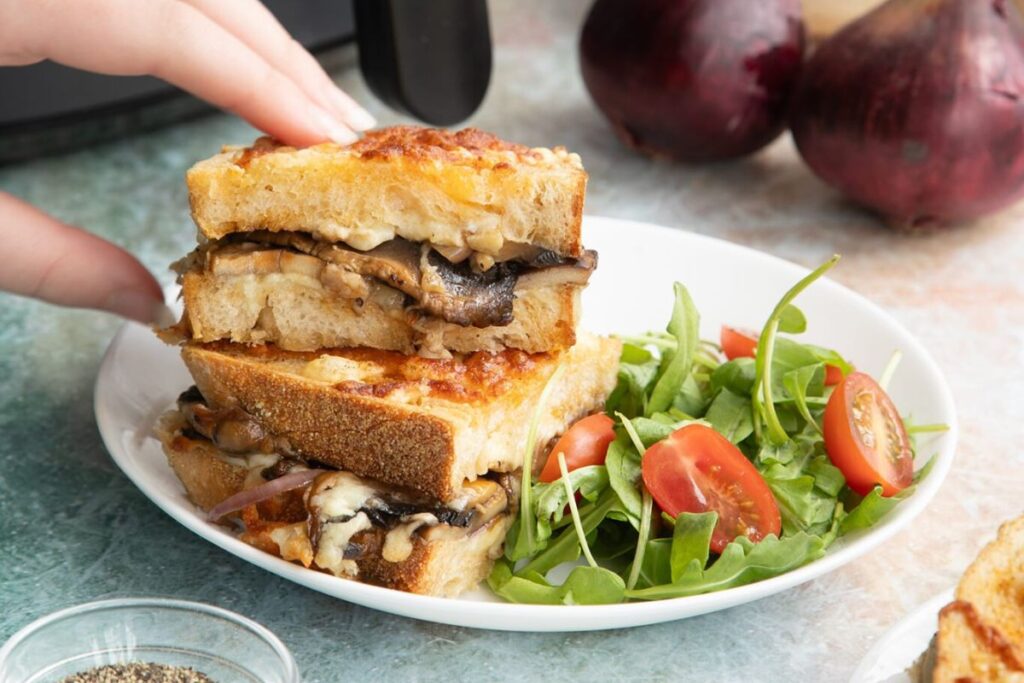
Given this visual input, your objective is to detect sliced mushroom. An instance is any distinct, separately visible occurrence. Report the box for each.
[516,249,597,290]
[279,251,324,279]
[417,247,518,327]
[313,239,423,300]
[210,249,282,276]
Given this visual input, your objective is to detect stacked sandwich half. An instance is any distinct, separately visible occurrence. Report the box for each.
[157,127,621,597]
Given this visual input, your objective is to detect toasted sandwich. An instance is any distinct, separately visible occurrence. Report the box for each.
[157,127,619,597]
[170,127,594,356]
[911,515,1024,681]
[157,333,620,596]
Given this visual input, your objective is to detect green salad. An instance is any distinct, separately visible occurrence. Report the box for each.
[488,256,944,605]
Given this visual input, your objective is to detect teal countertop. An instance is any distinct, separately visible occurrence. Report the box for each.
[4,2,1024,681]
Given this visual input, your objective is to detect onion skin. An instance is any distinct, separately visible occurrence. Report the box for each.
[579,0,805,162]
[790,0,1024,227]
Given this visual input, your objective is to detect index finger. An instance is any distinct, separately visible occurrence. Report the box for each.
[11,0,355,146]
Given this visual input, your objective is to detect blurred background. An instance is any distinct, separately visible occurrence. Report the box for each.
[2,0,1023,681]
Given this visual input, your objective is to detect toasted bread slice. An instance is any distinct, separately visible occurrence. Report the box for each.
[933,602,1024,682]
[931,516,1024,682]
[157,416,511,597]
[186,127,587,257]
[177,270,581,354]
[180,333,621,501]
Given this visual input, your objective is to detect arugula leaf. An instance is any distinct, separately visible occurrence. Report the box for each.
[533,466,609,542]
[670,512,717,583]
[704,388,754,444]
[782,364,825,435]
[807,456,846,497]
[634,538,673,588]
[556,453,600,568]
[778,304,807,334]
[839,487,908,534]
[711,357,756,396]
[753,256,840,445]
[839,456,936,534]
[625,532,826,600]
[518,489,620,576]
[672,374,710,418]
[606,347,660,418]
[803,344,855,376]
[487,561,625,605]
[627,417,677,447]
[605,439,642,527]
[761,471,838,536]
[647,283,700,416]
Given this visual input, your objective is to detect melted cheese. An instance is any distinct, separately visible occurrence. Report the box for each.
[381,512,439,563]
[308,472,377,519]
[314,512,371,576]
[269,522,313,566]
[302,355,383,384]
[215,452,281,470]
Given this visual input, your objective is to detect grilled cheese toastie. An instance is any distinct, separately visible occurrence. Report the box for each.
[911,515,1024,682]
[170,127,594,356]
[157,126,619,597]
[158,411,514,597]
[176,333,619,501]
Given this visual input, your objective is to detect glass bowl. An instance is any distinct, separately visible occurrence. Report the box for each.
[0,598,299,683]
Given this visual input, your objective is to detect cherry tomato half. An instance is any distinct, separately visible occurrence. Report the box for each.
[823,372,913,496]
[720,326,759,360]
[721,324,844,385]
[539,413,616,483]
[641,423,781,553]
[824,363,844,386]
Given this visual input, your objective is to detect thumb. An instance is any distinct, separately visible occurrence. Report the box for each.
[0,192,170,324]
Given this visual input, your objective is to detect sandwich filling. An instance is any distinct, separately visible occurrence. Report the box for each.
[168,388,514,579]
[175,231,596,328]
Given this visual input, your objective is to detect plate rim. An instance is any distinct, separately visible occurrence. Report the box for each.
[94,215,959,632]
[848,588,954,683]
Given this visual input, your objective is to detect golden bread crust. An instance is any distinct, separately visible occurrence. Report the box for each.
[180,333,621,501]
[187,126,587,256]
[933,516,1024,682]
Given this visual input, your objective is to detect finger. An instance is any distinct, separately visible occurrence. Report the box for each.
[11,0,355,146]
[181,0,375,131]
[0,192,170,324]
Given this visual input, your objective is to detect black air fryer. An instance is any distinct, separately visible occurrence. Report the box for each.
[0,0,492,164]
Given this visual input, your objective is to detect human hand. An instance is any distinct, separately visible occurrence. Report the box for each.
[0,0,375,323]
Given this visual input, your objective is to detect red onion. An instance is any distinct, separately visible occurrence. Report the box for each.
[579,0,805,162]
[790,0,1024,227]
[207,469,324,521]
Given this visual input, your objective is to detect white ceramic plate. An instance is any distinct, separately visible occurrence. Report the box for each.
[94,216,958,632]
[850,589,953,683]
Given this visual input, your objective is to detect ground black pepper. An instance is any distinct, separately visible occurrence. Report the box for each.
[59,663,215,683]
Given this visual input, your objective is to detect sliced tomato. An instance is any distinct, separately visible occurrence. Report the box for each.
[824,363,844,386]
[823,372,913,496]
[539,413,616,483]
[641,423,781,553]
[720,325,759,360]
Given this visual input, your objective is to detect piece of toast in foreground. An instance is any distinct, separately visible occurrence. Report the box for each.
[180,333,621,502]
[931,516,1024,682]
[176,269,582,355]
[187,128,587,257]
[158,415,511,597]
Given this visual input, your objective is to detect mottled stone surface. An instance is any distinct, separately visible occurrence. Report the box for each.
[2,1,1022,681]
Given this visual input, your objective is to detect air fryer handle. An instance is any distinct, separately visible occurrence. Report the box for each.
[354,0,492,126]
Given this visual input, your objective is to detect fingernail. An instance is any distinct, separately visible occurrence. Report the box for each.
[311,106,358,145]
[105,290,174,326]
[327,88,376,131]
